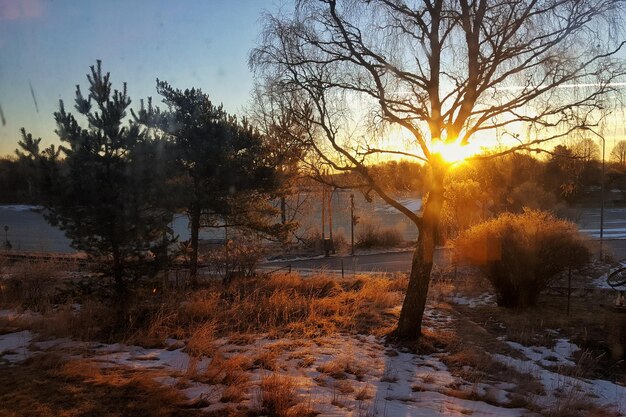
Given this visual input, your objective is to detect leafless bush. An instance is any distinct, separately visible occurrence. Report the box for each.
[356,223,403,249]
[1,260,64,312]
[205,240,265,281]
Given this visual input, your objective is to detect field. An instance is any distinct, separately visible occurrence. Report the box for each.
[0,259,625,417]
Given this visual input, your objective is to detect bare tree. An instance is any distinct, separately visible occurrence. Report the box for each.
[611,140,626,168]
[572,137,601,162]
[251,0,625,340]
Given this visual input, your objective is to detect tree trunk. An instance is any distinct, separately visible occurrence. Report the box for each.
[111,241,124,296]
[111,243,127,328]
[189,204,201,286]
[394,163,446,340]
[280,196,287,224]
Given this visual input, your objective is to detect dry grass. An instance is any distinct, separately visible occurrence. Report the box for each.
[186,321,216,358]
[317,356,368,381]
[0,260,65,312]
[355,222,404,249]
[455,289,626,381]
[542,391,622,417]
[256,373,316,417]
[0,354,205,417]
[254,348,280,371]
[174,273,404,340]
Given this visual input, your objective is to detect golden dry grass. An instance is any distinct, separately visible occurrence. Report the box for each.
[0,354,206,417]
[255,373,317,417]
[171,273,406,340]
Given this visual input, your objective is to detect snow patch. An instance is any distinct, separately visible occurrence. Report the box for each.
[0,205,41,212]
[0,330,33,363]
[449,293,496,308]
[375,198,422,213]
[506,339,580,367]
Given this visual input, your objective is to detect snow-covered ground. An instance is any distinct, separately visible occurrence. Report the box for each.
[375,198,422,214]
[2,294,625,417]
[592,260,626,289]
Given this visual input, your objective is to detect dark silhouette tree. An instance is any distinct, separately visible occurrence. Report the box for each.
[134,81,287,284]
[251,0,626,340]
[610,140,626,169]
[19,61,174,298]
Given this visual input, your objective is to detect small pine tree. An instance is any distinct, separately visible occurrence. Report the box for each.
[19,61,174,298]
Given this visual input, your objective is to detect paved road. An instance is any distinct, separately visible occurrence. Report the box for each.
[263,247,457,274]
[263,239,626,274]
[263,206,626,273]
[264,251,414,274]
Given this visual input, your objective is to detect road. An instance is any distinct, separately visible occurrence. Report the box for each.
[264,250,415,274]
[262,206,626,273]
[262,239,626,274]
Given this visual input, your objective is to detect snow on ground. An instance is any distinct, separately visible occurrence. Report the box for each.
[375,198,422,213]
[449,292,496,308]
[494,350,626,411]
[593,260,626,289]
[0,205,41,212]
[0,330,32,363]
[505,339,580,368]
[493,332,626,412]
[1,292,625,416]
[0,305,528,416]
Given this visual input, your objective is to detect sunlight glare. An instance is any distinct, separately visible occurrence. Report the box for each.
[431,140,480,163]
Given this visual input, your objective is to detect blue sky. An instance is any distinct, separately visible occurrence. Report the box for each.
[0,0,282,155]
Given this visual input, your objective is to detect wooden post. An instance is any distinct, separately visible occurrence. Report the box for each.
[350,194,355,255]
[321,185,326,241]
[328,187,334,254]
[567,266,572,316]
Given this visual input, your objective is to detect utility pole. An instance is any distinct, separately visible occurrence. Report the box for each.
[321,184,326,242]
[350,194,355,255]
[328,186,334,254]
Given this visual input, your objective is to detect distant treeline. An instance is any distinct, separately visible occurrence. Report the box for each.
[3,140,626,206]
[0,157,37,204]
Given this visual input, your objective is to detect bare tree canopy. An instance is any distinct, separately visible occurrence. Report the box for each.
[611,140,626,167]
[251,0,626,340]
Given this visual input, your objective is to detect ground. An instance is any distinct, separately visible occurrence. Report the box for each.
[0,264,625,417]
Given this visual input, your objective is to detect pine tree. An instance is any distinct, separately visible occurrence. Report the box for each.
[134,81,288,284]
[20,61,174,298]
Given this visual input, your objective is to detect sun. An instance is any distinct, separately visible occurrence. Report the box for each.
[431,140,480,163]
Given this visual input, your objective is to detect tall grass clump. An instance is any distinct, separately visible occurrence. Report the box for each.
[455,209,590,308]
[177,273,404,338]
[1,260,63,312]
[356,223,403,249]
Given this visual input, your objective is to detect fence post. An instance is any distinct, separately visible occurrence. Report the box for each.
[567,267,572,316]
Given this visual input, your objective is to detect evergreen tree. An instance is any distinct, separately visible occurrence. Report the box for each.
[19,61,174,297]
[134,81,287,283]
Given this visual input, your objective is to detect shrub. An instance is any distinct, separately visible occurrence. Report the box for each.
[455,209,590,308]
[356,223,403,248]
[1,261,63,312]
[205,240,265,282]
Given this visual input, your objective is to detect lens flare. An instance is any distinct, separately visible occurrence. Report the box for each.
[431,140,480,163]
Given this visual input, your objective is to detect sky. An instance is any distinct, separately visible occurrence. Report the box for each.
[0,0,283,156]
[1,0,624,159]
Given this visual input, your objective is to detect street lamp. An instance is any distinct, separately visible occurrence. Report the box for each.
[599,133,606,259]
[589,126,606,260]
[3,225,10,250]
